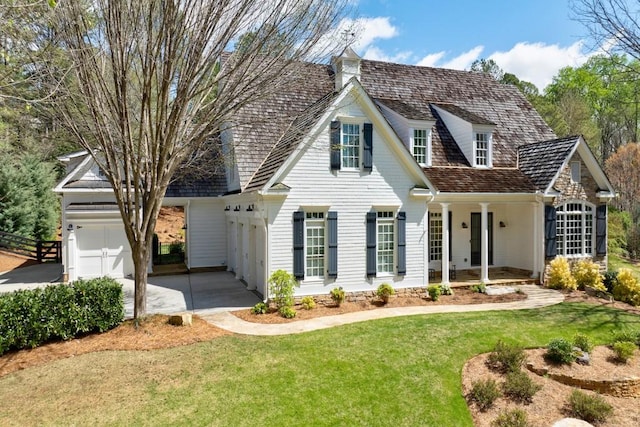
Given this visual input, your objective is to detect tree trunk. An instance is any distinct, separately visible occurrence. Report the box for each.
[132,241,151,318]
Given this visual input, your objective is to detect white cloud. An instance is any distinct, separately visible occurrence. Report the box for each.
[440,46,484,70]
[415,51,446,67]
[335,17,398,52]
[363,45,412,63]
[488,41,590,90]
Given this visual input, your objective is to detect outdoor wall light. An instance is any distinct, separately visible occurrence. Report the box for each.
[233,205,240,211]
[246,204,253,212]
[499,221,506,228]
[461,222,468,229]
[224,205,230,211]
[67,223,74,231]
[182,224,187,230]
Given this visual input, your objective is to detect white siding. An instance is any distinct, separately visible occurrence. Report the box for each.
[187,199,227,268]
[268,97,427,296]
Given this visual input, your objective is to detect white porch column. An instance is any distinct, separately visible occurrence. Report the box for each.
[441,203,450,285]
[531,202,540,279]
[480,202,490,283]
[424,204,430,284]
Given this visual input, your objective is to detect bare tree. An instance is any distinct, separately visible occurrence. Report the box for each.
[50,0,350,318]
[572,0,640,60]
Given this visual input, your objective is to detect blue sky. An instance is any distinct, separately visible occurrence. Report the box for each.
[343,0,598,91]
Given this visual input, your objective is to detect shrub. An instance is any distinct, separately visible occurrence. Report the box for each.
[427,284,441,301]
[0,278,123,355]
[603,270,618,294]
[502,370,541,403]
[573,333,594,354]
[269,270,298,310]
[546,257,577,290]
[329,287,345,306]
[572,259,605,291]
[376,283,395,303]
[486,340,526,373]
[300,296,315,310]
[611,328,640,347]
[470,283,486,294]
[612,268,640,306]
[468,379,501,412]
[568,390,613,423]
[491,409,530,427]
[169,240,184,254]
[545,338,577,364]
[440,283,454,296]
[278,306,297,319]
[612,341,636,363]
[251,302,268,314]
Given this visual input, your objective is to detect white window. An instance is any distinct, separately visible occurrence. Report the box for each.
[305,212,325,278]
[377,211,395,274]
[474,132,489,167]
[556,202,594,257]
[570,161,581,183]
[342,123,360,169]
[412,128,428,165]
[429,212,443,261]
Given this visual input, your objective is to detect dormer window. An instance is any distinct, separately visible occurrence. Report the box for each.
[412,128,429,165]
[473,132,491,166]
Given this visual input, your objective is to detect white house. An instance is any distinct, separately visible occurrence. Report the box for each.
[55,48,616,299]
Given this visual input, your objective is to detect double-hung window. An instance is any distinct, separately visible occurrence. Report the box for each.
[474,132,489,167]
[412,129,428,165]
[305,212,325,278]
[556,202,594,257]
[342,123,360,169]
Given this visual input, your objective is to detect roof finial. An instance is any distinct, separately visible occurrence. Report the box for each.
[341,29,356,50]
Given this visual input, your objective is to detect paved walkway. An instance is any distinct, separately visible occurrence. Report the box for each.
[200,285,565,336]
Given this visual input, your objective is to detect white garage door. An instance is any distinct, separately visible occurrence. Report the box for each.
[76,224,132,279]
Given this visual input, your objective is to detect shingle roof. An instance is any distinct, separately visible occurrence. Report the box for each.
[431,103,495,125]
[231,57,558,193]
[518,136,579,191]
[424,167,537,193]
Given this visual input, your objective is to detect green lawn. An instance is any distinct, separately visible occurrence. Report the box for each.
[609,253,640,276]
[1,303,638,426]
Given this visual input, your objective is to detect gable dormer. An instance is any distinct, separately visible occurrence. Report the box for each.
[331,47,361,91]
[432,103,496,168]
[375,99,436,167]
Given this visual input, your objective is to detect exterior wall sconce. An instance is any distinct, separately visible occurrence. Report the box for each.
[246,204,254,212]
[182,224,187,230]
[224,206,230,211]
[461,222,468,229]
[67,223,74,231]
[499,221,506,228]
[233,206,240,211]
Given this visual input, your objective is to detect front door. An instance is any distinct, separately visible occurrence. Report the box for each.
[470,212,493,266]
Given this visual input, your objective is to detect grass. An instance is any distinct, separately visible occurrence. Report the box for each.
[609,253,640,276]
[1,303,639,426]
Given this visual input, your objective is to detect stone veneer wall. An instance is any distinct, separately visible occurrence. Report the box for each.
[542,153,608,284]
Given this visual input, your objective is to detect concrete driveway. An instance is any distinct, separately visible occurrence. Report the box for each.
[0,265,261,318]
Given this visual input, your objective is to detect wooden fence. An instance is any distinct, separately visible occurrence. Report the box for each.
[0,231,61,263]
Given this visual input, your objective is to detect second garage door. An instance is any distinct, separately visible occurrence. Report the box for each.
[76,224,133,279]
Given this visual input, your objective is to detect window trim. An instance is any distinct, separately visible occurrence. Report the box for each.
[556,200,595,258]
[410,127,430,166]
[473,131,491,168]
[340,121,361,171]
[304,211,326,280]
[376,211,395,276]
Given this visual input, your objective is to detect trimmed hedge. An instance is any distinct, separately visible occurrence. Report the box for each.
[0,277,124,355]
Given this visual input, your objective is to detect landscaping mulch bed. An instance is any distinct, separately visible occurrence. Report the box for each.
[232,288,527,324]
[463,347,640,427]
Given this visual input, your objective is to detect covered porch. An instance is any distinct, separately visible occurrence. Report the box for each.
[426,196,544,285]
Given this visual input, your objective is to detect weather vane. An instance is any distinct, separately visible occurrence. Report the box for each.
[341,29,356,48]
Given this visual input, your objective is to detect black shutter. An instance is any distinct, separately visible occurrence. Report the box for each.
[449,211,453,262]
[363,122,373,172]
[397,211,406,276]
[366,212,377,277]
[327,211,338,278]
[293,211,305,279]
[330,120,341,170]
[545,205,557,258]
[596,205,607,256]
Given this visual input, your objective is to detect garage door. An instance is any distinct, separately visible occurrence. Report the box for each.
[76,224,132,279]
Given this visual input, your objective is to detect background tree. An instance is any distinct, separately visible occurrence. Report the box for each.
[49,0,349,318]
